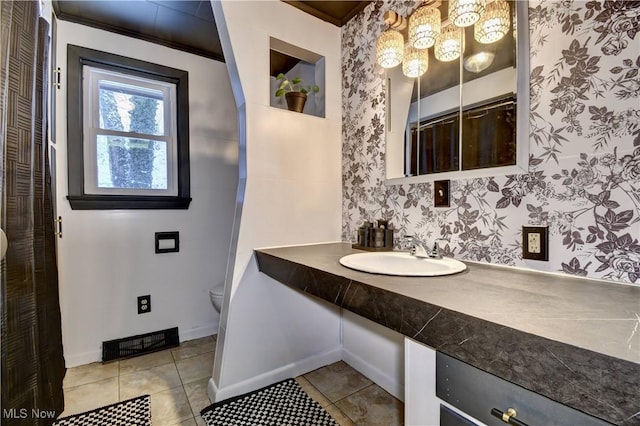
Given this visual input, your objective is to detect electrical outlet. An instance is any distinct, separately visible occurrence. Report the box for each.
[522,226,548,261]
[528,232,541,254]
[138,295,151,314]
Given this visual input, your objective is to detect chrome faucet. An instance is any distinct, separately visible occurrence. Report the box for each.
[404,236,431,258]
[429,238,448,259]
[404,236,448,259]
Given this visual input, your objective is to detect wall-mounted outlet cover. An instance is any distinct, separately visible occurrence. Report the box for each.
[522,226,549,261]
[138,295,151,314]
[434,180,450,207]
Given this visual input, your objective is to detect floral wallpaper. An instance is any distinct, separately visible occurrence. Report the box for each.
[341,0,640,285]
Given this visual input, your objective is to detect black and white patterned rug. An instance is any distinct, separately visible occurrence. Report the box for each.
[201,378,338,426]
[53,395,150,426]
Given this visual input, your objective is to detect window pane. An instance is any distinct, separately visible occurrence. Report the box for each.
[96,135,168,190]
[99,82,165,136]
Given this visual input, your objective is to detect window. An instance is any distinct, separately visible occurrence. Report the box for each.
[67,45,191,209]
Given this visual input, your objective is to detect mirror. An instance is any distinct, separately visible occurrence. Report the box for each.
[386,0,529,183]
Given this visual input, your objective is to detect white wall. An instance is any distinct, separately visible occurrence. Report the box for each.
[55,21,238,367]
[209,0,343,401]
[342,310,405,401]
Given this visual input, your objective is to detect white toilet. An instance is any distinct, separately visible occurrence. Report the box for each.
[209,282,224,314]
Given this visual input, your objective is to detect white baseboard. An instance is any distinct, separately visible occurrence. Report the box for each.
[65,350,102,368]
[342,347,404,401]
[180,322,219,343]
[208,346,342,402]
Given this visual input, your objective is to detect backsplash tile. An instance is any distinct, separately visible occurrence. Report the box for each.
[341,0,640,285]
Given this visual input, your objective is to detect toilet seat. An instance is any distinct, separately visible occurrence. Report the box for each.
[209,282,224,313]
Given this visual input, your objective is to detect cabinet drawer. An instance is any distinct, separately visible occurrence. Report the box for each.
[441,404,480,426]
[436,352,610,426]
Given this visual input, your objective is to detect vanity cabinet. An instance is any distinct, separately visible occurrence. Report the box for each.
[404,337,440,425]
[405,338,611,426]
[255,243,640,425]
[404,337,486,425]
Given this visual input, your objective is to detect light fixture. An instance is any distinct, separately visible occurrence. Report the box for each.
[463,51,495,73]
[474,0,510,44]
[449,0,486,28]
[375,1,513,78]
[403,44,429,78]
[376,28,404,68]
[435,24,462,62]
[409,4,441,50]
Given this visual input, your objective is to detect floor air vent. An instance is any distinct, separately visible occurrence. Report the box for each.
[102,327,179,362]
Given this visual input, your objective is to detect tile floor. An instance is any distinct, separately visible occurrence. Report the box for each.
[62,335,404,426]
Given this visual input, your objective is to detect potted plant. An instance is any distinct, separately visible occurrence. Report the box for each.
[274,73,320,113]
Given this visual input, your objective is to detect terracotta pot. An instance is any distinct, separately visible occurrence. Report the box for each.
[285,92,307,113]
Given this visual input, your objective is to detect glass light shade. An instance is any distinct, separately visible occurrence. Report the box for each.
[403,44,429,78]
[464,51,495,73]
[474,0,510,44]
[449,0,486,28]
[435,25,462,62]
[376,29,404,68]
[409,5,441,49]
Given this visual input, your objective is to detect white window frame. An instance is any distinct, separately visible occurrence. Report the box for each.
[82,66,178,196]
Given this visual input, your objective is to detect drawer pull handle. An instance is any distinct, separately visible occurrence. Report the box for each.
[491,407,529,426]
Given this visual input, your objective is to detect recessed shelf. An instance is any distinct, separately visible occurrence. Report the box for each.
[269,37,325,118]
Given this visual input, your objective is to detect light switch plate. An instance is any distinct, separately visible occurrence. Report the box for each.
[522,226,548,261]
[434,180,450,207]
[155,231,179,254]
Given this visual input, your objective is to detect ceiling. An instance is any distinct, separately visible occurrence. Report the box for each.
[52,1,371,70]
[282,1,371,26]
[52,1,223,61]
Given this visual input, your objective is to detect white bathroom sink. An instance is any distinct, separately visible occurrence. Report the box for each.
[339,251,467,277]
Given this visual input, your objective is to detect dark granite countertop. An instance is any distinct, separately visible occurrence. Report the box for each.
[255,242,640,426]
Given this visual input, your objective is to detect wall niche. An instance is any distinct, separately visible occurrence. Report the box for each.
[269,37,325,118]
